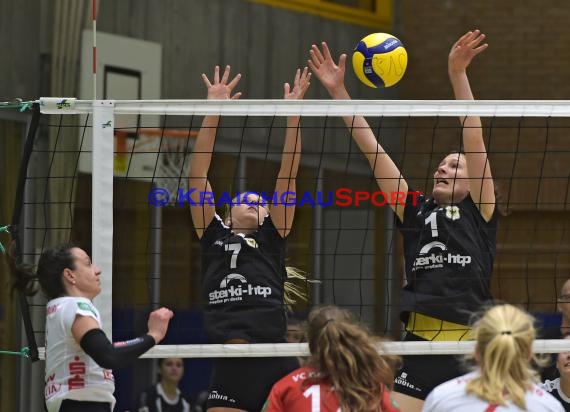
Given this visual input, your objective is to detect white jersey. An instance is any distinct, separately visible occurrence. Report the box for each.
[423,371,564,412]
[542,378,570,411]
[44,296,115,412]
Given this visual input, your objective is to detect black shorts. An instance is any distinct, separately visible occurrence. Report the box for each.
[393,332,468,400]
[58,400,112,412]
[207,356,299,411]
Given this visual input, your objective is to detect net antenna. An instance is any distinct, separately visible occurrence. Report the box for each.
[91,0,97,99]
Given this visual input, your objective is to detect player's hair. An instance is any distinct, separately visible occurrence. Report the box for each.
[466,304,539,409]
[304,306,399,412]
[221,191,311,306]
[158,357,184,367]
[157,357,184,382]
[10,243,77,300]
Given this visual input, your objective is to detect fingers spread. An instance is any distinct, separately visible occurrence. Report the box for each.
[308,59,318,73]
[338,54,347,71]
[201,73,212,88]
[227,73,242,89]
[311,44,325,64]
[321,41,333,60]
[221,65,231,84]
[213,65,220,84]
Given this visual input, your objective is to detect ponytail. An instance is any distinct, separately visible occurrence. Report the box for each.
[305,306,399,412]
[284,266,315,307]
[10,261,39,297]
[10,243,76,300]
[466,304,539,409]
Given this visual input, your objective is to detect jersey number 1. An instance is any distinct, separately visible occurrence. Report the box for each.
[425,212,438,238]
[303,385,340,412]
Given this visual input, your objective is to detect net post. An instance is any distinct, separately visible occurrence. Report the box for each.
[92,100,114,337]
[311,166,324,305]
[148,183,162,384]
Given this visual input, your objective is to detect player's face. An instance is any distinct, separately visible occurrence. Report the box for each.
[432,153,470,205]
[286,322,303,343]
[69,248,102,299]
[159,357,184,383]
[228,193,268,233]
[557,338,570,380]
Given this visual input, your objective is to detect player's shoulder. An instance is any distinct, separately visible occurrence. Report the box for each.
[528,383,565,410]
[48,296,97,316]
[277,366,317,386]
[430,371,475,397]
[203,214,230,237]
[424,372,484,412]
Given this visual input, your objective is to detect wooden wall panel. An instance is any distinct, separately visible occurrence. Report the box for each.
[493,211,570,312]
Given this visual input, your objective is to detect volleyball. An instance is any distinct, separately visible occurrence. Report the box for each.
[352,32,408,88]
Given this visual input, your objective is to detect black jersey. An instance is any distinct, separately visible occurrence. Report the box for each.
[542,378,570,412]
[137,383,191,412]
[396,190,498,325]
[201,214,287,343]
[539,327,563,381]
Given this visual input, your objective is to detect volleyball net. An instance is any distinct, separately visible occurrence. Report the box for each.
[8,98,570,359]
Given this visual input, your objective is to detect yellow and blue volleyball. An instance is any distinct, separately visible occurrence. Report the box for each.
[352,33,408,88]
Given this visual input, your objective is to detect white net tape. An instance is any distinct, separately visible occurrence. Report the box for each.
[37,340,570,360]
[39,98,570,117]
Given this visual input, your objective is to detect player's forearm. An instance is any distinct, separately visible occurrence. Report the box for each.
[328,84,351,100]
[80,328,155,369]
[190,116,219,180]
[449,70,482,130]
[279,120,301,179]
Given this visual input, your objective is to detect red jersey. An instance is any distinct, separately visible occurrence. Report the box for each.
[262,366,401,412]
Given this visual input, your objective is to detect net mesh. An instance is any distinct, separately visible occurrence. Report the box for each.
[12,99,570,360]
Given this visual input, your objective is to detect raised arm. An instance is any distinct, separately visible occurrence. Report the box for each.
[272,67,311,238]
[188,65,242,239]
[309,42,408,221]
[72,307,173,370]
[448,30,495,221]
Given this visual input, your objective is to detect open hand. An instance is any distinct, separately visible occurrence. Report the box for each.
[201,65,242,100]
[308,42,346,96]
[449,30,488,73]
[284,67,311,100]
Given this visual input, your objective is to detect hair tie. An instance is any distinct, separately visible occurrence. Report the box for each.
[501,331,512,335]
[323,318,336,326]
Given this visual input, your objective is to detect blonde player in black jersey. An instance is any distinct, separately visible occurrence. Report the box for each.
[309,30,497,411]
[188,65,311,412]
